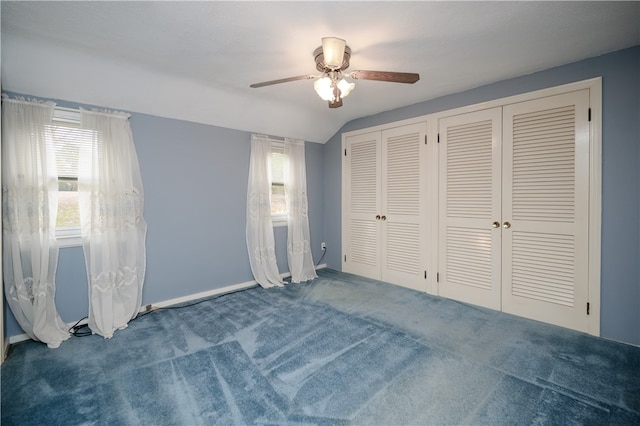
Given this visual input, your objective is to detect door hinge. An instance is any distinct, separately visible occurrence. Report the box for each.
[424,271,427,279]
[344,148,347,156]
[344,254,347,262]
[588,108,591,122]
[587,302,590,315]
[424,135,427,145]
[437,133,440,143]
[437,272,440,283]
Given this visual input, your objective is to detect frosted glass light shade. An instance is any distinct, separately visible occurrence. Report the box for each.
[322,37,346,69]
[314,76,335,101]
[337,79,355,98]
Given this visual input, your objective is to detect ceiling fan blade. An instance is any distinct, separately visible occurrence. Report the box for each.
[250,75,314,88]
[350,70,420,84]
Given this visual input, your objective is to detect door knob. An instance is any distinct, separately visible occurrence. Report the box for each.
[376,215,381,220]
[492,221,500,228]
[381,215,387,221]
[503,221,511,229]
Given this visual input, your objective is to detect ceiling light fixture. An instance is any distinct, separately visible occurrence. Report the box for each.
[250,36,419,109]
[313,38,355,105]
[321,37,347,69]
[313,72,355,103]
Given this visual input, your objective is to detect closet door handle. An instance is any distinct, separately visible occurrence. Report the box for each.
[381,215,387,221]
[376,215,381,220]
[503,221,511,229]
[492,221,501,228]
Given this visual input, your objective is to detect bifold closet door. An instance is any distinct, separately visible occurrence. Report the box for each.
[343,131,381,279]
[380,123,427,291]
[501,89,590,332]
[438,108,503,310]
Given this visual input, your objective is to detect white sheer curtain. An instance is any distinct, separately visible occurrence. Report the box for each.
[78,109,147,339]
[1,97,70,348]
[284,139,317,283]
[246,134,284,288]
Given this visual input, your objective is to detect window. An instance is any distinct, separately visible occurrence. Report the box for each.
[270,142,288,226]
[48,108,95,246]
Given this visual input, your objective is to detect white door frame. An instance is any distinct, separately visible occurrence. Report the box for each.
[430,78,601,336]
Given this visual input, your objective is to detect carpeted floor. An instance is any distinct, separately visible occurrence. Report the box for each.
[2,269,639,425]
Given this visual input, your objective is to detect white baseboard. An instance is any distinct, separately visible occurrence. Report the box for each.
[141,279,259,312]
[3,336,10,360]
[8,332,32,345]
[7,264,328,346]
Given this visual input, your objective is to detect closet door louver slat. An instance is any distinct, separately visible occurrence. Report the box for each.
[381,124,427,290]
[502,90,590,332]
[344,132,381,279]
[438,108,502,310]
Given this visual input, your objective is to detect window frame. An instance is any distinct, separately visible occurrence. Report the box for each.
[51,107,84,248]
[269,141,288,227]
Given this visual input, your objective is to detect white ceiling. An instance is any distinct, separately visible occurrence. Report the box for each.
[2,1,639,143]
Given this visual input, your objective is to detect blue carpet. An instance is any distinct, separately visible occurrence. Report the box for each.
[2,269,639,425]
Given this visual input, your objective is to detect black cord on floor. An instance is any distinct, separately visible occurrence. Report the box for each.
[67,285,253,338]
[134,295,229,319]
[315,246,326,267]
[69,318,92,337]
[69,249,327,339]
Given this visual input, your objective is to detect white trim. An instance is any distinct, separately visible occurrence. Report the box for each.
[426,116,439,295]
[3,338,10,362]
[56,226,83,248]
[8,333,31,345]
[342,77,602,337]
[7,264,328,346]
[428,78,603,121]
[342,115,432,139]
[271,214,288,228]
[52,106,80,124]
[342,78,603,138]
[143,280,259,312]
[588,79,602,337]
[57,236,83,248]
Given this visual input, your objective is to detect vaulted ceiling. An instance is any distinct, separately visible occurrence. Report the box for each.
[2,1,639,142]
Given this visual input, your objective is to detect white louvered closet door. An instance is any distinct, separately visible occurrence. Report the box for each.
[439,108,503,310]
[380,123,427,291]
[343,131,381,279]
[501,90,590,331]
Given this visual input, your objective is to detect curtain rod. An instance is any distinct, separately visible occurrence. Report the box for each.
[253,133,304,143]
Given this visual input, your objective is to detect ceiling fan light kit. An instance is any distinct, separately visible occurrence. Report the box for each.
[321,37,347,69]
[250,37,420,108]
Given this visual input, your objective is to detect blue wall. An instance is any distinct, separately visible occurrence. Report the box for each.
[324,46,640,346]
[5,46,639,347]
[4,100,326,338]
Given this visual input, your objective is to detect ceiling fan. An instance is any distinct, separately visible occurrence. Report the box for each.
[249,37,420,108]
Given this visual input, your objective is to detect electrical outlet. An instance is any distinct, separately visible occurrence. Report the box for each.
[321,242,326,250]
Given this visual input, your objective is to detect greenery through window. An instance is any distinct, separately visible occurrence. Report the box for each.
[270,145,287,217]
[47,117,95,231]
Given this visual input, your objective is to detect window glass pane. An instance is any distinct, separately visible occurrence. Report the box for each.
[270,148,287,216]
[57,178,79,228]
[271,183,287,215]
[47,122,95,229]
[270,151,285,184]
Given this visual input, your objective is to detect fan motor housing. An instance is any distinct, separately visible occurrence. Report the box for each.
[313,45,351,72]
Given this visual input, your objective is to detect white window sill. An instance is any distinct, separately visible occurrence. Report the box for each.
[272,215,288,228]
[57,235,83,248]
[56,227,83,248]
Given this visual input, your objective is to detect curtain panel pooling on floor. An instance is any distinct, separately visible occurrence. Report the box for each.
[284,138,317,283]
[1,96,70,348]
[246,134,316,287]
[79,108,147,339]
[246,134,284,288]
